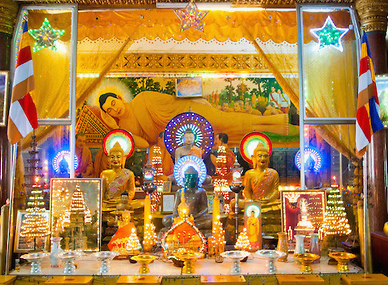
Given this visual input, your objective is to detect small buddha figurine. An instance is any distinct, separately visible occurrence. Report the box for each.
[116,190,132,212]
[101,142,135,205]
[162,166,211,230]
[108,210,136,256]
[175,129,203,161]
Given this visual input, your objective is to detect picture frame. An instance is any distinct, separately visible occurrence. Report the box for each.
[244,201,262,250]
[376,74,388,128]
[50,178,102,251]
[14,210,50,253]
[176,77,203,98]
[0,71,9,126]
[161,193,175,214]
[207,193,215,214]
[162,181,172,193]
[281,189,326,237]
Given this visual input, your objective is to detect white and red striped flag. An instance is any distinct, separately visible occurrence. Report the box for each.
[356,31,384,157]
[7,20,38,145]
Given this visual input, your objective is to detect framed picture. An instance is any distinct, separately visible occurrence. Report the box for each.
[244,202,262,250]
[50,178,102,251]
[162,181,172,193]
[161,193,175,214]
[281,190,326,237]
[14,210,50,253]
[207,193,215,214]
[176,77,203,98]
[0,71,9,126]
[376,74,388,127]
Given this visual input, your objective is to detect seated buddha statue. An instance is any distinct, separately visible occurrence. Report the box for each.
[175,129,203,161]
[162,166,212,231]
[101,142,135,210]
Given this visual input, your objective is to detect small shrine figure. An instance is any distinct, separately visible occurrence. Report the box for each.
[246,210,260,249]
[116,190,132,212]
[101,142,135,207]
[108,210,136,257]
[175,129,203,161]
[162,166,211,231]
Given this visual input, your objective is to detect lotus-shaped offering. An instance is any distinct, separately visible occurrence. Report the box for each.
[93,251,119,274]
[294,253,320,273]
[328,252,356,272]
[58,251,81,274]
[20,252,48,274]
[131,255,157,274]
[256,250,286,273]
[175,251,202,274]
[220,250,250,274]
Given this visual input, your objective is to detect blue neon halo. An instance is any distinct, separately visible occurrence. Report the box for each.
[53,150,79,174]
[173,155,207,187]
[295,147,322,172]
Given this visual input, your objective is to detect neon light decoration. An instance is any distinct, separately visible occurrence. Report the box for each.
[53,151,79,174]
[29,18,65,53]
[174,155,207,187]
[174,1,209,32]
[295,147,322,172]
[103,129,135,158]
[240,132,272,164]
[310,16,349,52]
[165,112,214,158]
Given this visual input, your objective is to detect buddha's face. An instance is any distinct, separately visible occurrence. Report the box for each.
[184,173,198,188]
[76,135,86,149]
[121,195,129,204]
[184,133,194,146]
[102,96,126,118]
[254,150,269,169]
[109,150,124,168]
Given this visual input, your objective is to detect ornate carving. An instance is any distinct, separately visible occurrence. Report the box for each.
[0,0,19,35]
[356,0,388,33]
[112,53,269,72]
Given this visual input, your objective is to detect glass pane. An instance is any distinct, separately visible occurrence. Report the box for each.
[17,9,72,119]
[301,7,358,118]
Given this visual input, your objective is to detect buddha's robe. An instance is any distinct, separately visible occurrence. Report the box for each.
[244,168,279,202]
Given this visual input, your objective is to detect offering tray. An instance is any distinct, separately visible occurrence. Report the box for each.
[328,252,356,272]
[256,250,286,273]
[20,252,48,274]
[131,255,157,274]
[58,251,81,274]
[294,253,320,272]
[175,251,203,274]
[220,250,250,274]
[93,251,119,274]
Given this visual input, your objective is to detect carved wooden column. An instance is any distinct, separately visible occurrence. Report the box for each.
[0,0,18,206]
[356,0,388,233]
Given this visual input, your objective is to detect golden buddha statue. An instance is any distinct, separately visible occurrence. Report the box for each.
[101,142,135,210]
[108,210,136,256]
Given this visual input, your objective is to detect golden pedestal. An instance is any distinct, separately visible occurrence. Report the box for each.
[328,252,356,272]
[342,274,388,285]
[0,276,16,285]
[131,255,157,274]
[116,275,162,285]
[200,275,246,284]
[45,276,93,285]
[276,274,325,285]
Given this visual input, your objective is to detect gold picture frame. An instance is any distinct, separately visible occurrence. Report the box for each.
[176,77,203,98]
[161,193,175,214]
[14,210,50,253]
[162,181,172,193]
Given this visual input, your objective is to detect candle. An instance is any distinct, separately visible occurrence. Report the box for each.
[287,226,293,241]
[144,193,151,226]
[212,195,220,227]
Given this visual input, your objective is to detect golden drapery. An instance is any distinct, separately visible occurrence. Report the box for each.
[25,9,358,158]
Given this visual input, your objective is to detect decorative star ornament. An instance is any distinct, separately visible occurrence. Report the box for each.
[174,1,209,32]
[310,16,349,52]
[29,18,65,52]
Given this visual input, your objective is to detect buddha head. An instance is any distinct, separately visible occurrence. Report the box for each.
[184,166,198,189]
[99,93,126,118]
[120,190,129,204]
[183,129,195,147]
[252,142,270,170]
[306,156,316,172]
[109,142,126,168]
[122,210,132,224]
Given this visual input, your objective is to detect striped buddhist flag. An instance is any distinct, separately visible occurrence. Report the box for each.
[7,20,38,145]
[356,31,384,156]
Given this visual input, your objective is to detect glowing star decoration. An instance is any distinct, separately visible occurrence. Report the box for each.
[28,18,65,52]
[310,16,349,52]
[174,1,209,32]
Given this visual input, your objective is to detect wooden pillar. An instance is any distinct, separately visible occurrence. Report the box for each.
[356,0,388,233]
[0,0,18,206]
